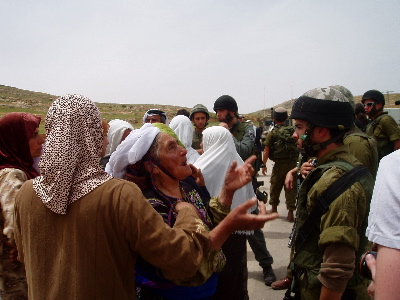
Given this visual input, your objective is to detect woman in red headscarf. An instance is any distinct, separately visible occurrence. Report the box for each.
[0,112,44,299]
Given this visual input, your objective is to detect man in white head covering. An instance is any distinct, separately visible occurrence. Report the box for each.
[143,109,168,124]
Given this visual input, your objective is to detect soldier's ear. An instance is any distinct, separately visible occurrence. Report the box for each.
[312,126,330,141]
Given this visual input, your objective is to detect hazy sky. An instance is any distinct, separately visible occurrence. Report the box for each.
[2,0,399,113]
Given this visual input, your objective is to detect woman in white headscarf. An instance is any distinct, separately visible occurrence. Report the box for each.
[169,115,200,164]
[194,126,256,212]
[100,119,134,169]
[194,126,256,300]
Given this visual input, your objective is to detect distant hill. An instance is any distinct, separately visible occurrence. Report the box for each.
[0,85,210,125]
[1,84,399,128]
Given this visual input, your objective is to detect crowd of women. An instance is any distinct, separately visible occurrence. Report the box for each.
[0,94,277,300]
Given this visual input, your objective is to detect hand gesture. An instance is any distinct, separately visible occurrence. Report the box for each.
[224,155,256,193]
[189,164,205,187]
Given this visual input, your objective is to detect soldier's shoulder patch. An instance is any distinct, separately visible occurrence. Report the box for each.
[248,128,255,140]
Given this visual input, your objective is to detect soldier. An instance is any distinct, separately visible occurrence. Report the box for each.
[331,86,379,178]
[362,90,400,160]
[213,95,255,161]
[261,107,298,222]
[287,87,374,299]
[271,85,378,291]
[189,104,209,154]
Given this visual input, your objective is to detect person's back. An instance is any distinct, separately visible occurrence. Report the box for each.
[344,125,378,178]
[15,178,211,300]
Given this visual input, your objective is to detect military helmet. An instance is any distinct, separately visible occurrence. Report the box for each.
[362,90,385,105]
[273,107,288,121]
[329,85,354,108]
[189,104,210,121]
[213,95,238,112]
[290,87,354,130]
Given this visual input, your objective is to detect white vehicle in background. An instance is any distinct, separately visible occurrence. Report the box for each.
[384,108,400,127]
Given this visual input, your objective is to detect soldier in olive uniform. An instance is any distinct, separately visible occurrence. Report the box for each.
[362,90,400,161]
[261,107,298,222]
[330,86,379,178]
[288,87,374,300]
[214,95,255,161]
[189,104,210,155]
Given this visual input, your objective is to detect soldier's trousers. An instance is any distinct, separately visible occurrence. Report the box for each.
[269,159,297,210]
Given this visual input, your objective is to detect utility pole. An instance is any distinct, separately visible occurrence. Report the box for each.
[263,87,266,118]
[386,90,394,106]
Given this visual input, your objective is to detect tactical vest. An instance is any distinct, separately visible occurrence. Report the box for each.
[365,113,395,160]
[269,125,298,161]
[292,160,374,292]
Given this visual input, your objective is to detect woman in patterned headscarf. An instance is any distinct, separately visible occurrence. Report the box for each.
[0,112,44,299]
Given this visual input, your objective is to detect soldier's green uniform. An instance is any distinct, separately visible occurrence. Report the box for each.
[287,87,374,299]
[229,121,255,161]
[189,104,210,151]
[364,112,400,161]
[344,125,378,178]
[291,146,373,299]
[191,130,202,150]
[263,125,298,210]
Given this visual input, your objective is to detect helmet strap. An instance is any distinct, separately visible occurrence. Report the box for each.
[301,125,345,157]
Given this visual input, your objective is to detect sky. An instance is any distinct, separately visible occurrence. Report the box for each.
[1,0,399,114]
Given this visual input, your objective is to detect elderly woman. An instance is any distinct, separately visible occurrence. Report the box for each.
[0,112,44,299]
[106,123,270,300]
[169,115,200,164]
[194,126,256,300]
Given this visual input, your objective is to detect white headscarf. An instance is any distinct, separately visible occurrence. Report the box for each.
[169,115,200,165]
[194,126,256,211]
[33,94,112,214]
[105,119,134,156]
[106,123,160,179]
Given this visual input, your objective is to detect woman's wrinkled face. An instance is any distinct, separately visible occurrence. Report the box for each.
[155,133,191,180]
[29,127,45,158]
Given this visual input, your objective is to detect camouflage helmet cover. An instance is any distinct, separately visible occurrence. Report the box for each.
[190,104,210,120]
[290,87,354,130]
[329,85,354,108]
